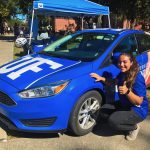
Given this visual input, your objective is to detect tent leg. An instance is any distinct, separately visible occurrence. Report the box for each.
[81,17,84,30]
[29,9,35,54]
[108,7,111,28]
[108,14,111,28]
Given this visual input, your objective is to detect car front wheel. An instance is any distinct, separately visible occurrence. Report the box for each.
[69,90,102,136]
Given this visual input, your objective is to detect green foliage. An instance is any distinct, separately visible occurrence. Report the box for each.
[16,0,34,14]
[0,0,34,20]
[91,0,150,22]
[0,0,18,18]
[1,0,149,26]
[135,0,150,21]
[8,18,25,26]
[14,45,23,60]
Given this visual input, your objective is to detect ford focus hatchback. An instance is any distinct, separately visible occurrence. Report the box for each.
[0,29,150,136]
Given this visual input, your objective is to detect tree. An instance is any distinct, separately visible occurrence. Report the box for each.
[0,0,34,19]
[91,0,150,28]
[0,0,18,19]
[135,0,150,22]
[92,0,150,21]
[16,0,34,14]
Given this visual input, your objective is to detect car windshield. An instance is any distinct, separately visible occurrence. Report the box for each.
[40,32,117,62]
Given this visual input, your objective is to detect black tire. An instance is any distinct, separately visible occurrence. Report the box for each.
[69,90,102,136]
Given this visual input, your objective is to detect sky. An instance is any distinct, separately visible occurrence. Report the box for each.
[16,14,27,21]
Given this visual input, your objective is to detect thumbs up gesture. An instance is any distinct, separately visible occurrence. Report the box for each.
[118,81,128,95]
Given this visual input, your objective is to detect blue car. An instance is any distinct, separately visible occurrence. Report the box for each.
[0,29,150,136]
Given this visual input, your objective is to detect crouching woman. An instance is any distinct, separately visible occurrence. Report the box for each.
[90,53,148,140]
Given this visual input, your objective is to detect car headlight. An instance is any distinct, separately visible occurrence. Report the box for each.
[18,80,69,99]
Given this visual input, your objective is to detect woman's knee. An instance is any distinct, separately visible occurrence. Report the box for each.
[108,115,121,130]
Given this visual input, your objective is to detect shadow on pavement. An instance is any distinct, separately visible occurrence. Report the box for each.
[0,121,59,139]
[92,122,125,137]
[7,130,60,139]
[65,122,124,137]
[15,51,26,57]
[0,35,15,42]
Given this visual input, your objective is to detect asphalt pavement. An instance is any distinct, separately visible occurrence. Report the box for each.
[0,36,150,150]
[0,35,14,66]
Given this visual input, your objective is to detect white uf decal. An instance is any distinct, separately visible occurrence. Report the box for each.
[0,56,63,80]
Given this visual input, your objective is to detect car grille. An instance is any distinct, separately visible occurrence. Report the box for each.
[0,91,16,106]
[20,117,57,127]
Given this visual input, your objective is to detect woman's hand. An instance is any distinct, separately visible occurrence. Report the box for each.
[118,81,128,94]
[90,73,106,82]
[118,82,143,105]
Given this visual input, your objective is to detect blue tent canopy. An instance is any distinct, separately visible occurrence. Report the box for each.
[33,0,109,16]
[29,0,110,46]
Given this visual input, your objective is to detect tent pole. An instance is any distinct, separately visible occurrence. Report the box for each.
[108,7,111,28]
[81,17,84,30]
[108,14,111,28]
[28,9,35,54]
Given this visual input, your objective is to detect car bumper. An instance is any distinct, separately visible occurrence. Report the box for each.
[0,112,66,133]
[0,80,75,132]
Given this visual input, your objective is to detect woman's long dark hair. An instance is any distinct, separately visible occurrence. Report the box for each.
[119,53,139,89]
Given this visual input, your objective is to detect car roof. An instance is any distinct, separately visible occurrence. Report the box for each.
[78,28,144,35]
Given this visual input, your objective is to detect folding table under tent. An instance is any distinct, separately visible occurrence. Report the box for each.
[29,0,110,44]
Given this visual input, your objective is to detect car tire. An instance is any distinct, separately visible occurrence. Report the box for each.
[69,90,102,136]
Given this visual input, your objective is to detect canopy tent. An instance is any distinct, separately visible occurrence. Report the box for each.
[29,0,110,45]
[33,0,109,16]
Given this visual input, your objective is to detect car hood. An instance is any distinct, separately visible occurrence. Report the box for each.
[0,54,92,90]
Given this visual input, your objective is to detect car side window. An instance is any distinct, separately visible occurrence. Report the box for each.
[112,35,138,65]
[113,35,137,54]
[136,34,150,53]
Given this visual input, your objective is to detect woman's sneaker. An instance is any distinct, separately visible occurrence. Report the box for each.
[125,125,140,141]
